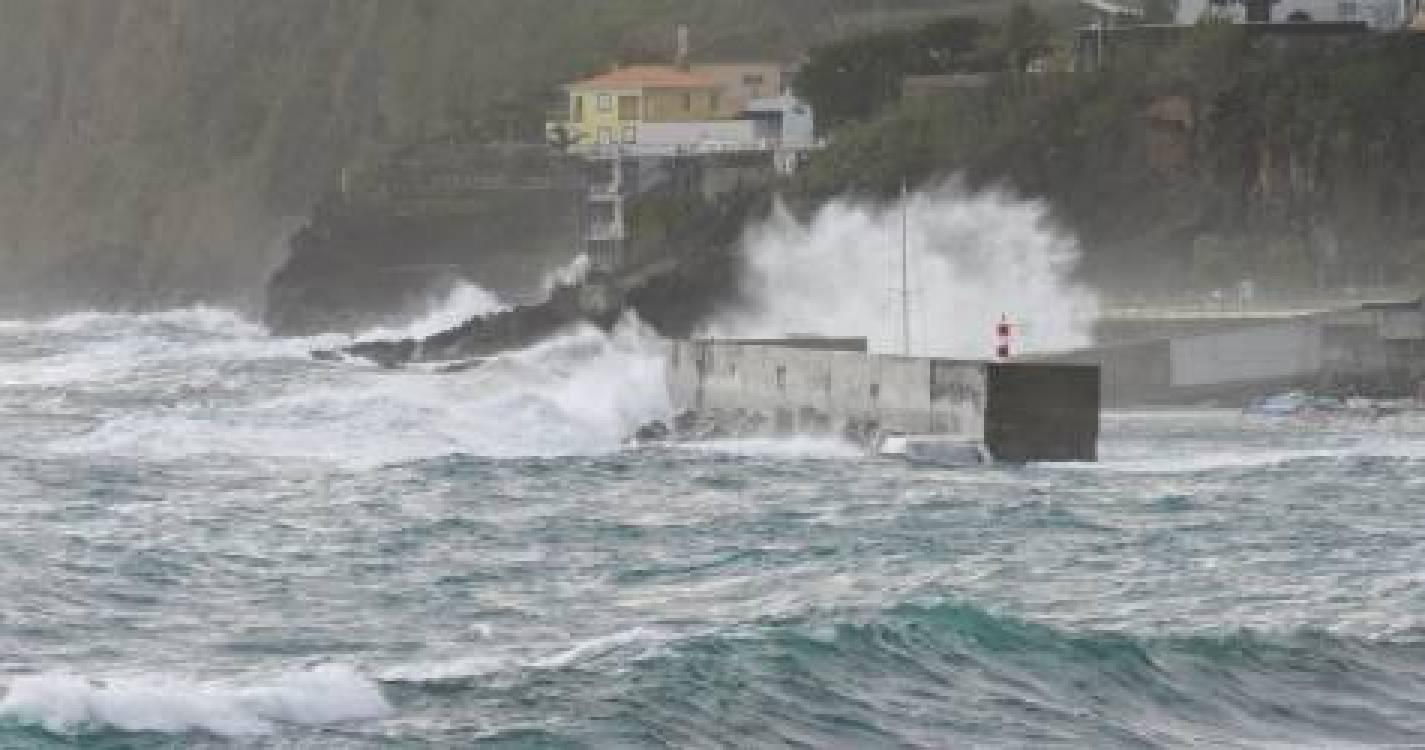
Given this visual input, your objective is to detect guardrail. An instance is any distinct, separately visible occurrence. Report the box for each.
[567,139,824,159]
[1099,293,1418,320]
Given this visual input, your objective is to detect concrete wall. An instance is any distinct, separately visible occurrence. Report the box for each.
[1041,302,1425,405]
[1169,322,1322,387]
[669,341,974,435]
[667,341,1099,461]
[986,364,1100,462]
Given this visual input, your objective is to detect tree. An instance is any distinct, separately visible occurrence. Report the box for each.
[996,2,1053,73]
[793,16,989,131]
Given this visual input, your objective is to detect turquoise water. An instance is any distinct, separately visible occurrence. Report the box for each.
[4,310,1425,747]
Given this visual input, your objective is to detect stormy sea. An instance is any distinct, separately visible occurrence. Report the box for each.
[3,303,1425,749]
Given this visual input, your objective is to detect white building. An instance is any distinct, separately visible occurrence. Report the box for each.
[1176,0,1415,27]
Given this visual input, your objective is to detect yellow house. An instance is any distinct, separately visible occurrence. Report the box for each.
[560,65,724,145]
[691,62,791,115]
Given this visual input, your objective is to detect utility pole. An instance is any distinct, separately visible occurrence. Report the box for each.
[901,178,911,356]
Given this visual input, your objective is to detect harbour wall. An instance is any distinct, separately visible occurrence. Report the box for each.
[666,340,1099,461]
[1042,301,1425,405]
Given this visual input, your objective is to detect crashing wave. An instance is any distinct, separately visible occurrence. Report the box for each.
[0,664,390,738]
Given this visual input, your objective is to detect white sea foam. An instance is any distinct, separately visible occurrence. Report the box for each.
[45,315,670,466]
[542,252,591,293]
[379,627,674,683]
[354,280,509,342]
[670,437,866,459]
[1046,436,1425,474]
[0,306,269,337]
[528,627,670,669]
[1058,448,1354,474]
[705,183,1099,357]
[0,664,390,737]
[0,307,323,388]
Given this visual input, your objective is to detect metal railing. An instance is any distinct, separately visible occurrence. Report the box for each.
[566,139,824,159]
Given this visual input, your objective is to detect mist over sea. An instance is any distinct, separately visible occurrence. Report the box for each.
[2,303,1425,748]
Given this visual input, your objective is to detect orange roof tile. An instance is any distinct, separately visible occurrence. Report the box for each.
[567,65,720,90]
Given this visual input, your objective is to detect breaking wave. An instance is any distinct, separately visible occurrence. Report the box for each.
[707,183,1099,357]
[0,297,668,467]
[354,280,508,342]
[0,664,389,738]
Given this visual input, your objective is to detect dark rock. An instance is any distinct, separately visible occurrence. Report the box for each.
[634,421,670,442]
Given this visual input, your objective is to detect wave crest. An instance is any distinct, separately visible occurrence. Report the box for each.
[0,664,391,738]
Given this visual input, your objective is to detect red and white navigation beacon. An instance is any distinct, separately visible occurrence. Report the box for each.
[995,315,1013,361]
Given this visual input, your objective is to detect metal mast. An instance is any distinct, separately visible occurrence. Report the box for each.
[901,178,911,356]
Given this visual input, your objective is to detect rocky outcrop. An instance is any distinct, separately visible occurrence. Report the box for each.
[332,232,750,368]
[263,144,586,335]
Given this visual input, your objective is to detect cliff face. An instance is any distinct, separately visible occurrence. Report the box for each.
[0,0,379,315]
[0,0,919,318]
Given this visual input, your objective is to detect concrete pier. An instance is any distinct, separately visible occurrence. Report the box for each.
[1041,299,1425,405]
[666,339,1099,462]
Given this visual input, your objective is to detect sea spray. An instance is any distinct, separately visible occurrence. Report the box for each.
[706,183,1099,357]
[354,280,509,343]
[542,252,592,294]
[37,310,669,465]
[355,250,594,344]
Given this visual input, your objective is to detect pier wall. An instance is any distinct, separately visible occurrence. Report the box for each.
[667,340,1099,461]
[1044,301,1425,405]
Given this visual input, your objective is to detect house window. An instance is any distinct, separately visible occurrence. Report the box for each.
[775,366,787,390]
[742,73,764,86]
[617,95,639,121]
[597,126,613,145]
[682,92,692,111]
[572,96,584,121]
[620,125,637,144]
[597,94,613,112]
[1338,0,1359,19]
[711,92,721,112]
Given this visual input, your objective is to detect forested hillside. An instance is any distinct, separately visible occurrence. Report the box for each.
[0,0,1078,316]
[792,20,1425,300]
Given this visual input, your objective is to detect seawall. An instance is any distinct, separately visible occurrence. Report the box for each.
[1044,300,1425,405]
[666,340,1099,462]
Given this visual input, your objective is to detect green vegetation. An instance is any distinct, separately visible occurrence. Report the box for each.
[793,2,1057,131]
[793,17,1425,297]
[793,16,995,130]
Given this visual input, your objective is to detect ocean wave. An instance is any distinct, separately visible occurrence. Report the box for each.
[1046,438,1425,474]
[42,317,669,466]
[0,306,338,388]
[0,306,268,338]
[667,436,867,459]
[352,280,509,343]
[378,627,678,685]
[381,603,1425,748]
[0,664,390,738]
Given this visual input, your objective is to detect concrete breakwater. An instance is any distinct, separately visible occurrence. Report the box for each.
[1043,299,1425,406]
[661,339,1100,462]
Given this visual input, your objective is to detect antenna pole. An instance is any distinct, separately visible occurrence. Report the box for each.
[901,178,911,356]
